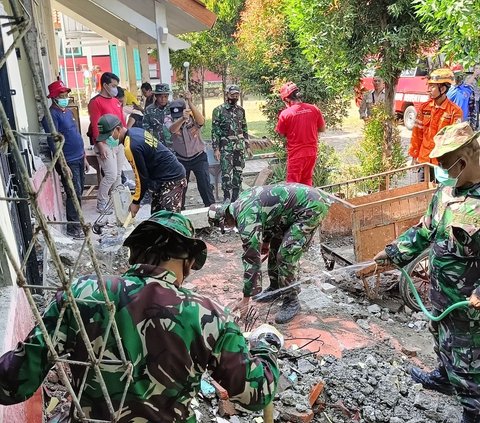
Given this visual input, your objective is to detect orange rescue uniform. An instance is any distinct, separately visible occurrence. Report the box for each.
[409,98,463,164]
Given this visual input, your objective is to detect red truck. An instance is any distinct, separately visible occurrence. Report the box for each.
[360,57,442,129]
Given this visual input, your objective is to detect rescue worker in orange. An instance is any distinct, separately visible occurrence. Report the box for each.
[409,68,463,165]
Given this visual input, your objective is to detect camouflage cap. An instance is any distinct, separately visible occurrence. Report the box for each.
[430,122,480,158]
[153,83,171,94]
[124,211,207,270]
[226,84,240,94]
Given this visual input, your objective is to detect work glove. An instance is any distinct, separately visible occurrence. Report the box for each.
[249,324,284,351]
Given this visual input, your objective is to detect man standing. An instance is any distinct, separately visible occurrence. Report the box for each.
[208,183,330,324]
[375,122,480,423]
[0,211,280,422]
[140,82,155,111]
[96,114,186,215]
[87,71,126,213]
[447,70,476,129]
[212,84,252,202]
[359,76,386,120]
[409,68,462,165]
[165,93,215,209]
[42,81,89,239]
[275,82,326,186]
[143,83,172,148]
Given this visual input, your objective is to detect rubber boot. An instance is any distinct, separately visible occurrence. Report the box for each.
[462,409,480,423]
[254,286,281,303]
[231,188,240,202]
[275,295,301,324]
[410,366,455,396]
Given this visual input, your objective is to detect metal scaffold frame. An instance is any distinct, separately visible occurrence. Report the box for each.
[0,1,133,421]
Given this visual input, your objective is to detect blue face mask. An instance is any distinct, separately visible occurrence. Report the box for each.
[56,98,69,108]
[434,158,462,187]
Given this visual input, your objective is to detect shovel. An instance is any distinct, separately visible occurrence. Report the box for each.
[252,261,376,302]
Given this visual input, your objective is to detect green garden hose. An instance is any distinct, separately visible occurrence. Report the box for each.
[399,267,470,321]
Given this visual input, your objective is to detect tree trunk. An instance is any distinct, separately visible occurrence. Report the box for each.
[382,76,399,168]
[200,66,206,117]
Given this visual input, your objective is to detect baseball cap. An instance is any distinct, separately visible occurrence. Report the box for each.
[170,99,186,119]
[430,122,480,158]
[226,84,240,94]
[47,80,71,98]
[97,114,122,141]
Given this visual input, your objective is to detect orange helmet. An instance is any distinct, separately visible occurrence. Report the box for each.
[279,82,299,101]
[428,68,454,84]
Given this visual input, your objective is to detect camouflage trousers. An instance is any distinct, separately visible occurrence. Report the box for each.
[220,148,245,195]
[150,177,187,213]
[430,311,480,413]
[266,209,323,300]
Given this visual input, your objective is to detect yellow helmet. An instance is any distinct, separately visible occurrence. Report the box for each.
[428,68,454,84]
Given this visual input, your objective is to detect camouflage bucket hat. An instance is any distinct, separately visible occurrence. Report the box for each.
[207,201,231,233]
[124,211,207,270]
[430,122,480,158]
[153,83,171,94]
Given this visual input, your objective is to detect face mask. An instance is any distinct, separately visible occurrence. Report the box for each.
[106,85,118,97]
[227,98,238,105]
[56,98,69,108]
[434,158,463,187]
[106,135,119,148]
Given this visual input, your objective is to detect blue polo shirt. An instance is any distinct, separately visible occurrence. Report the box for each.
[42,106,85,163]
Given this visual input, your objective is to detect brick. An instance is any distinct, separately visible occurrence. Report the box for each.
[218,398,237,417]
[308,381,325,407]
[210,379,229,400]
[281,407,314,423]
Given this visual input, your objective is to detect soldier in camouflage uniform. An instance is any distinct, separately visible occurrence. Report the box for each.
[375,122,480,423]
[208,183,330,324]
[211,84,253,202]
[0,211,280,422]
[143,83,173,149]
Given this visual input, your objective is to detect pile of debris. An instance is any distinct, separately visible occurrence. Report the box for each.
[194,342,461,423]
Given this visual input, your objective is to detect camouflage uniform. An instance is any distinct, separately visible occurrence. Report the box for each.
[143,103,172,149]
[385,183,480,414]
[229,183,330,297]
[0,265,279,422]
[211,101,249,200]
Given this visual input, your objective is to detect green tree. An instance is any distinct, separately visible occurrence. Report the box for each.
[414,0,480,64]
[286,0,434,167]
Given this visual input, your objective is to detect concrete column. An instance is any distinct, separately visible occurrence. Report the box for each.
[43,0,59,80]
[117,40,128,86]
[154,1,172,85]
[138,44,151,82]
[126,38,138,93]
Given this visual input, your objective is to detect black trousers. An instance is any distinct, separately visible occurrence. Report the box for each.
[178,152,215,209]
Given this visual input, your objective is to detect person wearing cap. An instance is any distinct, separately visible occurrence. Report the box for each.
[275,82,326,186]
[0,210,280,422]
[143,83,172,148]
[409,68,463,167]
[208,183,330,324]
[87,72,127,213]
[359,76,385,120]
[41,80,89,239]
[374,122,480,423]
[211,84,252,202]
[165,92,215,209]
[96,114,186,215]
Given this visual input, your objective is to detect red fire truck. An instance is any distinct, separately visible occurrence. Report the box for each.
[360,57,443,129]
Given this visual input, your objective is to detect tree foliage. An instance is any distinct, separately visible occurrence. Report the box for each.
[413,0,480,65]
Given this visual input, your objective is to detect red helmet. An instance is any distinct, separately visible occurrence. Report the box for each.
[279,82,299,101]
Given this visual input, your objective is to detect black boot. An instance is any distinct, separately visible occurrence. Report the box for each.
[462,409,480,423]
[253,286,281,303]
[409,367,455,396]
[275,296,301,324]
[223,190,230,201]
[231,188,239,202]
